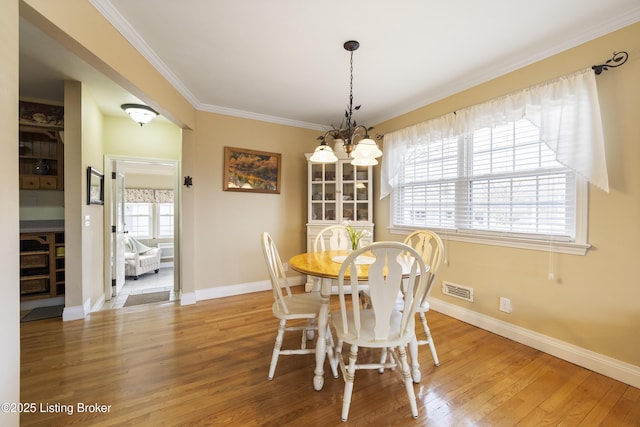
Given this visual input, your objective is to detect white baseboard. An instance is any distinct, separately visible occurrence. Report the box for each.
[196,280,271,300]
[195,274,306,301]
[429,297,640,389]
[62,305,86,321]
[90,294,106,312]
[180,291,196,306]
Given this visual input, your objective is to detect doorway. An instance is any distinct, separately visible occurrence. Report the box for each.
[103,156,181,309]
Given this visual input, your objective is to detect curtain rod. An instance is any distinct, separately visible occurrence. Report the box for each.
[592,51,628,74]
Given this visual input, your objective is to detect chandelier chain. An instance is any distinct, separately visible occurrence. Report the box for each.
[348,50,354,140]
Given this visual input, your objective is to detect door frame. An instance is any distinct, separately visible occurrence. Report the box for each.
[103,154,181,301]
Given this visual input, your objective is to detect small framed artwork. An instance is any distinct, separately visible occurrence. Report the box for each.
[223,146,281,194]
[87,166,104,205]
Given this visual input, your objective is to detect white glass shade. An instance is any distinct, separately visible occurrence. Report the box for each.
[351,138,382,159]
[351,156,378,166]
[309,144,338,163]
[121,104,158,125]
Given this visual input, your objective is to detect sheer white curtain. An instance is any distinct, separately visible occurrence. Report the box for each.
[381,68,608,198]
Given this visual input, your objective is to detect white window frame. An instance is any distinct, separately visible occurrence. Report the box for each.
[389,122,590,256]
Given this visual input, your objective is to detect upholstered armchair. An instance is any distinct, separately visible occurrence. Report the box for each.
[124,235,161,280]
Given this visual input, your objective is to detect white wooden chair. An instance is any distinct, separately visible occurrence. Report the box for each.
[331,241,428,421]
[376,230,445,382]
[313,225,369,295]
[260,232,337,380]
[403,230,444,381]
[313,224,351,252]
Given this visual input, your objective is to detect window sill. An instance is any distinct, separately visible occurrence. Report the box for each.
[388,227,590,255]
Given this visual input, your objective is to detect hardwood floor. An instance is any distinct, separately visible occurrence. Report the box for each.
[20,290,639,426]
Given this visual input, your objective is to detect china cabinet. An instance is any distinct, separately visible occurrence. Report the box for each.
[304,154,374,252]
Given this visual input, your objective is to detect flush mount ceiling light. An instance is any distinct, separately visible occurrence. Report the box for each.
[310,40,382,165]
[121,103,158,126]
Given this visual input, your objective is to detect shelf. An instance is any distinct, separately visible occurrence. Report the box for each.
[20,231,64,301]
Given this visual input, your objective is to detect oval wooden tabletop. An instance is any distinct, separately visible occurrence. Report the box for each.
[288,250,373,280]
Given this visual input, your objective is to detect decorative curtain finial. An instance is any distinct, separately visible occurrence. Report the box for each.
[592,51,628,75]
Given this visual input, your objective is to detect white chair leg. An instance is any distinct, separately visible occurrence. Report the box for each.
[268,319,286,380]
[378,347,388,374]
[398,346,419,419]
[341,344,358,422]
[325,327,339,378]
[306,318,315,340]
[419,311,440,366]
[408,338,421,383]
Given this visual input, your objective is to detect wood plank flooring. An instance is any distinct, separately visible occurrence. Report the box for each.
[20,290,639,426]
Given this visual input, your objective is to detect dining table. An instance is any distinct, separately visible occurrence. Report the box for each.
[288,249,423,391]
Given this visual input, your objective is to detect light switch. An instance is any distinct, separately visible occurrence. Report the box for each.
[84,215,90,226]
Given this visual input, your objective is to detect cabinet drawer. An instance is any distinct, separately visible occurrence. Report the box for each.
[20,175,58,190]
[20,277,49,295]
[21,253,48,268]
[39,176,58,189]
[21,175,40,189]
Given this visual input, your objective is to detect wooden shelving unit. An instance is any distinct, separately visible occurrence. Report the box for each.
[19,124,64,190]
[20,232,65,300]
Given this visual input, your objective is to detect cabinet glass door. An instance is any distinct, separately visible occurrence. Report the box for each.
[341,163,369,222]
[310,163,337,221]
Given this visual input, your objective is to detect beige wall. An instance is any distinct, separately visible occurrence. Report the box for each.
[82,87,105,309]
[190,111,317,288]
[1,0,21,425]
[373,22,640,367]
[124,173,173,190]
[103,116,182,161]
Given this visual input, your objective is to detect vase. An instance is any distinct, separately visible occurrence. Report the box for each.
[34,160,49,175]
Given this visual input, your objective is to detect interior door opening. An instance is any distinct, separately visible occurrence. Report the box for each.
[104,156,180,308]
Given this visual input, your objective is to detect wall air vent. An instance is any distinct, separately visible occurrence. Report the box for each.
[442,281,474,302]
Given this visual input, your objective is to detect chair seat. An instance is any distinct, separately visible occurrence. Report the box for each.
[272,292,322,320]
[331,309,415,348]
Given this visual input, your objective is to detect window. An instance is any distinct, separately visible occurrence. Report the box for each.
[125,202,174,239]
[392,119,587,252]
[157,203,174,238]
[383,69,605,255]
[124,188,175,240]
[124,203,151,238]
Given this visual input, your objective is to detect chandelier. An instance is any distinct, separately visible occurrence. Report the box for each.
[310,40,382,165]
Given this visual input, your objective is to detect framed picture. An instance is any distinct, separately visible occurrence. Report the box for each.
[87,166,104,205]
[223,146,281,194]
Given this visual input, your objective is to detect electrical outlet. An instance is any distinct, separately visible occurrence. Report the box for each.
[283,262,288,271]
[499,297,512,313]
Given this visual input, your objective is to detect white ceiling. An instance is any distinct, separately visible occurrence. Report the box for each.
[20,0,640,131]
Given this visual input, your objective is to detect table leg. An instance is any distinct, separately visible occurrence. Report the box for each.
[314,278,331,391]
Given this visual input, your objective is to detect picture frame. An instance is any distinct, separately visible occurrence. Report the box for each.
[87,166,104,205]
[223,146,281,194]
